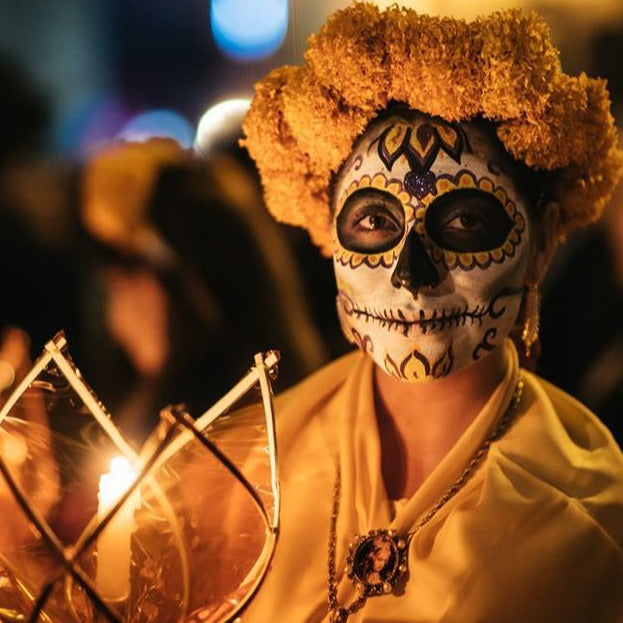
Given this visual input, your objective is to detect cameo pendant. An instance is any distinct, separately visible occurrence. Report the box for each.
[345,529,409,596]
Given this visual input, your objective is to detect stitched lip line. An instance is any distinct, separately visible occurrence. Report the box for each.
[339,287,521,336]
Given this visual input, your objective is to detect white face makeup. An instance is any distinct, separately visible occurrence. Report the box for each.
[333,112,531,382]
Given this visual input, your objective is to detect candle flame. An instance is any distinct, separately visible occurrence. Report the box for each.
[99,457,137,510]
[109,456,134,477]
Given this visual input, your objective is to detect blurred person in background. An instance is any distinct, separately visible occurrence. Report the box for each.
[0,53,79,386]
[78,136,328,443]
[197,101,349,364]
[0,55,68,555]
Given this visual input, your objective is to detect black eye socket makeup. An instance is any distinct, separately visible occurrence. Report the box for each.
[337,188,406,254]
[424,188,515,253]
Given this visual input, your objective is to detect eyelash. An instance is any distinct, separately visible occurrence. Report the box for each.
[441,208,487,230]
[357,213,389,229]
[353,206,400,231]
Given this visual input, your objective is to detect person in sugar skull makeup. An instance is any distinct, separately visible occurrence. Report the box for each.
[241,4,623,622]
[333,110,534,382]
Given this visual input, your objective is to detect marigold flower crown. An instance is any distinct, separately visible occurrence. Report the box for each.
[242,3,623,256]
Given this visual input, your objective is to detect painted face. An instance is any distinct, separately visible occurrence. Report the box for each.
[333,112,531,382]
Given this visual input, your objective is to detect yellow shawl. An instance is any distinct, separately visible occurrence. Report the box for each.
[244,341,623,622]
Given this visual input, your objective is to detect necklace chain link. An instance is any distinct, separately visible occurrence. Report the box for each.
[327,378,524,623]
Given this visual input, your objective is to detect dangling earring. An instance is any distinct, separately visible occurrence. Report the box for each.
[521,284,541,358]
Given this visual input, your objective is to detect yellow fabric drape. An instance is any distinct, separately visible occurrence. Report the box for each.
[244,341,623,622]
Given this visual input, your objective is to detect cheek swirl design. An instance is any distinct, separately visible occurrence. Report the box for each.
[412,170,526,271]
[350,328,375,354]
[472,327,498,360]
[345,154,364,174]
[333,173,413,269]
[384,345,454,381]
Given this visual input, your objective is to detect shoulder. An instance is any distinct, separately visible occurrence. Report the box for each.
[451,373,623,616]
[493,370,623,549]
[515,371,623,478]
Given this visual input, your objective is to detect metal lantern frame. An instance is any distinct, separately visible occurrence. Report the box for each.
[0,332,280,623]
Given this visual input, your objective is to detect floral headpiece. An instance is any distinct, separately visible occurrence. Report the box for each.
[242,3,622,255]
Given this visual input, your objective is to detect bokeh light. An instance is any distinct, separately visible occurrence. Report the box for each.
[210,0,288,61]
[56,94,130,157]
[117,109,195,148]
[194,97,251,155]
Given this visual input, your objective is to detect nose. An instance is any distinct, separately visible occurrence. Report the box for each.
[390,229,440,295]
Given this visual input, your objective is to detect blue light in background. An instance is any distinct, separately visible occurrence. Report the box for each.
[56,94,130,157]
[117,110,195,148]
[210,0,288,61]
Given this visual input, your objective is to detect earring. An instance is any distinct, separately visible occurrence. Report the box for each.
[521,284,541,358]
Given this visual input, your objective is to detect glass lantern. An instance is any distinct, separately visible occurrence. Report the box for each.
[0,332,279,623]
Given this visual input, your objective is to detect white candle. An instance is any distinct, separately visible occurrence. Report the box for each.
[96,457,138,602]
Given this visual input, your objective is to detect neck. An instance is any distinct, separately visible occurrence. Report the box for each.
[373,345,507,500]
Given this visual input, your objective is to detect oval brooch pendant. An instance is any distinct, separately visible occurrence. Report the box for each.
[346,529,409,596]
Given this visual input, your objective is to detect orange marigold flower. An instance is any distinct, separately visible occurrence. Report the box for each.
[242,3,622,255]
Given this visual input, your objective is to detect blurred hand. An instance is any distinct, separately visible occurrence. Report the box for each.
[0,326,31,399]
[0,326,59,547]
[103,266,170,377]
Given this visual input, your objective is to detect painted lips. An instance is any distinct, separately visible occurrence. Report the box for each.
[337,286,522,336]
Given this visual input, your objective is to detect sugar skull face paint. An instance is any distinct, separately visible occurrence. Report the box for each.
[333,111,530,382]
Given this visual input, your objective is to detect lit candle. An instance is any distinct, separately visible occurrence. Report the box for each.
[96,457,138,602]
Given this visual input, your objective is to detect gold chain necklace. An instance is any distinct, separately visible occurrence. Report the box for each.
[327,378,524,623]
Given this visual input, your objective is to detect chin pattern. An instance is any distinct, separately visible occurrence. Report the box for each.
[336,289,521,383]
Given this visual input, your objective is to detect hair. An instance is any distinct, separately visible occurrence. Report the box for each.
[242,3,622,256]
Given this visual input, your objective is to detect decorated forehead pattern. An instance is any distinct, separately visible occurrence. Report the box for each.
[371,117,470,200]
